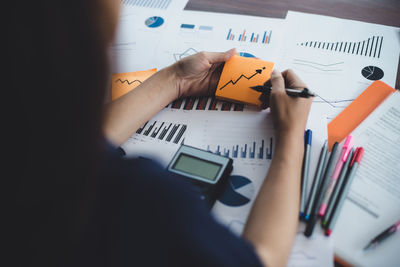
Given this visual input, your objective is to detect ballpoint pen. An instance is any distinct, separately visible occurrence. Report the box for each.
[363,220,400,251]
[319,135,353,217]
[250,85,315,98]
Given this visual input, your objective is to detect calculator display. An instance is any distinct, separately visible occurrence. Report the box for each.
[172,153,222,181]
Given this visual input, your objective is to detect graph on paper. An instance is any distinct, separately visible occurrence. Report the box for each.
[135,120,187,144]
[122,0,172,10]
[292,59,344,73]
[167,97,245,112]
[218,175,254,207]
[206,138,273,160]
[297,36,383,58]
[226,28,272,44]
[173,47,198,61]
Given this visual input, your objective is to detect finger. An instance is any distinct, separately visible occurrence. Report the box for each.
[203,48,236,64]
[281,69,307,89]
[270,69,285,92]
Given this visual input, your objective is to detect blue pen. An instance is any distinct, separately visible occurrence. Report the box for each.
[300,129,312,219]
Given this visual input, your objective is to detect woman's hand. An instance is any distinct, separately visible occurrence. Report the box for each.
[170,49,236,99]
[269,69,313,142]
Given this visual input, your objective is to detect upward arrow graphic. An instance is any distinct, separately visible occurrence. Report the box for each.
[219,67,265,91]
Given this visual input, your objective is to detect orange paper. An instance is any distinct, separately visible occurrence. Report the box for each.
[111,68,157,100]
[215,55,274,107]
[327,81,395,150]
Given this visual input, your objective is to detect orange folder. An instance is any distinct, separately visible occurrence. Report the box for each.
[111,68,157,100]
[328,81,395,150]
[215,55,274,107]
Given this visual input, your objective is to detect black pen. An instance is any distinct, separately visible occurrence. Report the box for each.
[250,86,315,98]
[325,147,364,236]
[364,220,400,251]
[304,142,339,237]
[304,140,328,221]
[321,148,354,228]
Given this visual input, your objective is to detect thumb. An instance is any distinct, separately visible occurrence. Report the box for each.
[270,69,285,92]
[204,48,236,64]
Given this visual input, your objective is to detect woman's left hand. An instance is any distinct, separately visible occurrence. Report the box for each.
[171,49,236,98]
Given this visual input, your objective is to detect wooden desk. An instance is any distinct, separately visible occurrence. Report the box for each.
[186,0,400,88]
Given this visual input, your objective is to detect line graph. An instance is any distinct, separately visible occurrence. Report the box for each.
[313,95,354,108]
[173,48,198,61]
[218,67,265,91]
[293,59,344,72]
[114,78,143,86]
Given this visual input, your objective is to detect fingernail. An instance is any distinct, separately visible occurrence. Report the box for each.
[272,69,279,75]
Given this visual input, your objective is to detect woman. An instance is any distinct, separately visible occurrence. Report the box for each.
[5,0,311,266]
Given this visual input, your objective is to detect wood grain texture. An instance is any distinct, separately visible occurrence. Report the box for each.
[185,0,400,88]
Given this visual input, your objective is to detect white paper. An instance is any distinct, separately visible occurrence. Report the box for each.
[333,92,400,267]
[277,11,400,119]
[153,10,286,70]
[184,108,332,266]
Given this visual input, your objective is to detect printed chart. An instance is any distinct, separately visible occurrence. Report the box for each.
[218,175,254,207]
[167,97,246,112]
[122,0,172,10]
[227,28,272,44]
[297,36,383,58]
[135,120,187,144]
[145,16,165,28]
[206,138,273,160]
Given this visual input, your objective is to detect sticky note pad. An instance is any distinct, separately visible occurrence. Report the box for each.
[327,80,395,150]
[111,68,157,100]
[215,55,274,107]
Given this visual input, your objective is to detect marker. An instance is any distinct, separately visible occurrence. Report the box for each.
[363,220,400,251]
[304,142,339,237]
[250,86,315,98]
[300,129,312,219]
[319,135,353,217]
[322,148,354,227]
[304,140,328,221]
[325,147,364,236]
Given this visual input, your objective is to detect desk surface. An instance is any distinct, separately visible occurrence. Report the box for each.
[186,0,400,88]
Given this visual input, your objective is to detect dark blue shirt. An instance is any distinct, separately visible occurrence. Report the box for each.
[81,144,262,266]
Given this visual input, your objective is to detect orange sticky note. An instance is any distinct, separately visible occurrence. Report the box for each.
[327,81,395,150]
[215,55,274,107]
[111,68,157,100]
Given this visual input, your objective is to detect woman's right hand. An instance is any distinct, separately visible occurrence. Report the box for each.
[269,69,313,142]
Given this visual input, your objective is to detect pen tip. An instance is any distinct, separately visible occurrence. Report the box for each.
[363,243,373,251]
[325,229,332,236]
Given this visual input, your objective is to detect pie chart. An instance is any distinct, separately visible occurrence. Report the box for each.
[218,175,254,207]
[361,66,384,80]
[239,52,256,58]
[145,16,164,28]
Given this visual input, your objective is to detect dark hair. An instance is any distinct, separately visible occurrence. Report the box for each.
[5,0,109,265]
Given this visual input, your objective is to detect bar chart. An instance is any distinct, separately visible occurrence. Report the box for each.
[297,36,383,58]
[206,138,273,160]
[135,120,187,144]
[226,29,272,45]
[122,0,172,10]
[167,97,245,112]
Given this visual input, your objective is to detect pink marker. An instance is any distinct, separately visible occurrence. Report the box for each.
[318,135,353,217]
